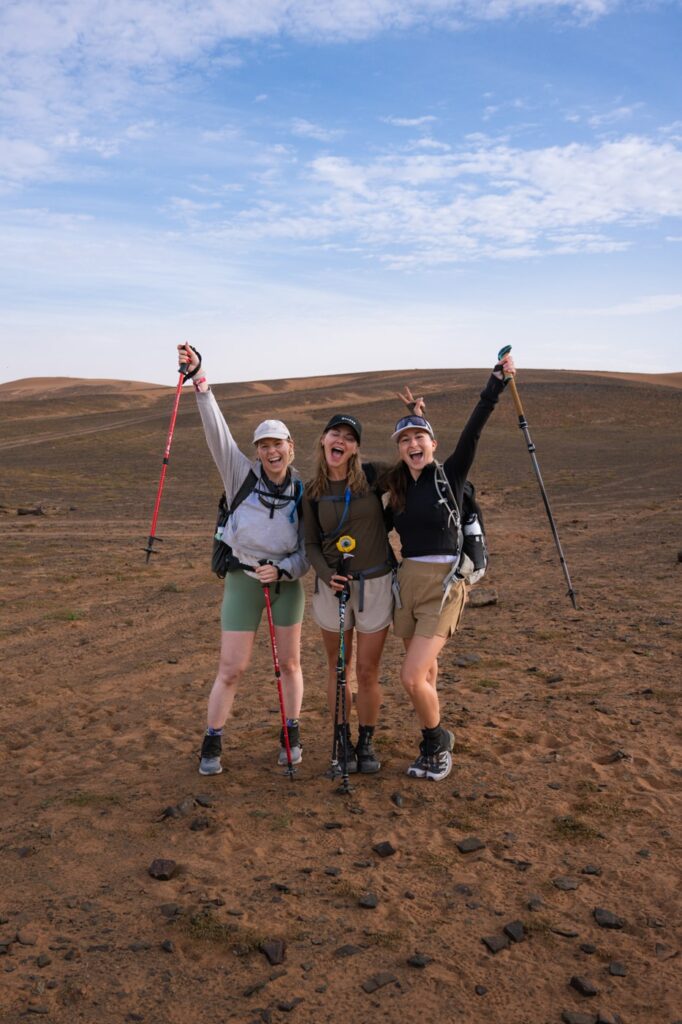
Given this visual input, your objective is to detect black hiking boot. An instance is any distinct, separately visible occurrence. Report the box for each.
[356,725,381,774]
[328,724,358,777]
[407,726,454,782]
[278,720,303,766]
[199,731,223,776]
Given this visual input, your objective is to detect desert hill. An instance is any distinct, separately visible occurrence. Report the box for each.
[1,367,680,1024]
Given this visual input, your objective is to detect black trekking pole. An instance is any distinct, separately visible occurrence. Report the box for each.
[498,344,578,609]
[262,581,296,780]
[143,344,201,561]
[330,534,355,794]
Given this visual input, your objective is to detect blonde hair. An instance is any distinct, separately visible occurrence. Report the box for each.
[255,437,295,468]
[306,434,369,501]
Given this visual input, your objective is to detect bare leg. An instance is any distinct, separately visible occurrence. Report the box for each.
[206,631,255,729]
[273,622,304,719]
[400,634,449,729]
[354,627,389,726]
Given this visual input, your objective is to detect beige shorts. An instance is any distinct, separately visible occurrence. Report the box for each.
[393,560,467,639]
[312,573,394,634]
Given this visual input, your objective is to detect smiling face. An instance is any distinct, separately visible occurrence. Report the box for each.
[397,427,437,478]
[255,437,293,483]
[321,426,359,480]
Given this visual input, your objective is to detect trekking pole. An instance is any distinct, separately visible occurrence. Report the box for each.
[262,582,296,780]
[143,350,190,562]
[498,345,578,609]
[331,535,355,794]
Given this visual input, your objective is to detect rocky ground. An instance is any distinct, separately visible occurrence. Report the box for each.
[0,367,680,1024]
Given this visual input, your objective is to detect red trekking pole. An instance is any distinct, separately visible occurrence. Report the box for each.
[262,583,296,779]
[144,345,200,561]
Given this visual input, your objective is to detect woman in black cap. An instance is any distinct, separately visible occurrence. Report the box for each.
[302,400,420,775]
[383,352,516,782]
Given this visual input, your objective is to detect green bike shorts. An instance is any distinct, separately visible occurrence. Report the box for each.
[220,571,305,632]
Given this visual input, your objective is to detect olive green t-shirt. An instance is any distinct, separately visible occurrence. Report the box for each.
[302,463,392,585]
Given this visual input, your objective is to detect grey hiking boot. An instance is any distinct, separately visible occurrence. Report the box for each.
[199,732,223,776]
[278,721,303,767]
[407,727,454,782]
[328,724,358,777]
[356,725,381,774]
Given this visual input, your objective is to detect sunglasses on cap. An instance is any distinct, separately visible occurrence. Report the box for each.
[391,415,435,442]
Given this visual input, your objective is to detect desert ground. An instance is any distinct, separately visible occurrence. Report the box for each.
[1,365,680,1024]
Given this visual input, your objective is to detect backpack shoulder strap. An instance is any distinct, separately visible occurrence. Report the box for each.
[362,461,377,488]
[229,468,258,513]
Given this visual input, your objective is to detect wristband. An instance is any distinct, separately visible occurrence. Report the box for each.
[183,345,203,380]
[192,376,207,390]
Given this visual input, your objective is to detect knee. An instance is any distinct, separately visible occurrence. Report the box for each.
[279,656,301,677]
[355,661,380,689]
[400,666,422,699]
[216,660,247,688]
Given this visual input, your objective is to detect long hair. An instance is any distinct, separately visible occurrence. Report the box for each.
[381,460,410,513]
[306,435,369,500]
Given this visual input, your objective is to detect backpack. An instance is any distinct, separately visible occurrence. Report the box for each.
[308,462,389,542]
[433,464,488,585]
[211,470,303,579]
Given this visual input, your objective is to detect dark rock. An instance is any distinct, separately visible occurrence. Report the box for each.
[570,975,598,997]
[481,934,509,954]
[358,893,378,909]
[159,904,181,918]
[324,867,341,877]
[26,1007,50,1015]
[596,1013,618,1024]
[372,841,397,858]
[189,816,209,831]
[608,962,627,976]
[334,944,362,958]
[260,939,286,965]
[561,1013,595,1024]
[129,941,151,952]
[580,944,597,954]
[468,589,498,608]
[390,793,404,808]
[16,929,37,945]
[454,653,481,667]
[324,822,343,830]
[277,998,304,1013]
[553,876,580,891]
[475,985,488,996]
[655,943,677,960]
[527,897,544,912]
[361,971,397,993]
[148,858,178,881]
[455,884,473,897]
[636,848,650,858]
[593,907,625,929]
[36,954,51,968]
[161,940,175,953]
[456,837,486,854]
[547,674,564,684]
[195,794,213,808]
[548,782,562,790]
[603,749,631,764]
[503,920,525,943]
[581,865,602,876]
[552,927,580,938]
[406,953,432,968]
[243,979,267,997]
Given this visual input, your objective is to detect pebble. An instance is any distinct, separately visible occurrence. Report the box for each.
[582,865,602,876]
[277,998,304,1013]
[547,674,564,684]
[36,955,51,968]
[552,927,580,938]
[406,953,432,968]
[16,929,37,945]
[481,934,509,954]
[189,817,209,831]
[561,1013,595,1024]
[475,985,488,996]
[26,1006,49,1015]
[580,944,597,954]
[468,589,498,608]
[456,837,486,854]
[390,793,404,808]
[195,794,213,807]
[503,921,525,943]
[148,859,178,881]
[608,962,627,976]
[260,939,286,965]
[454,653,481,667]
[324,867,341,877]
[593,907,625,929]
[159,904,182,919]
[334,944,362,958]
[554,877,580,891]
[361,971,397,993]
[570,975,598,997]
[372,841,397,858]
[358,893,378,909]
[527,897,544,912]
[323,822,343,830]
[161,940,175,953]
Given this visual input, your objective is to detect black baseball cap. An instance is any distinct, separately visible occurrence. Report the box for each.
[323,413,362,442]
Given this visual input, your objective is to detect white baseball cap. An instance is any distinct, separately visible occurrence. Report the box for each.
[253,419,291,444]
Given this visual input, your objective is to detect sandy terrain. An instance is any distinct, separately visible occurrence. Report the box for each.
[1,366,680,1024]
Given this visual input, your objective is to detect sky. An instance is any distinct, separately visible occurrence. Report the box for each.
[1,0,681,386]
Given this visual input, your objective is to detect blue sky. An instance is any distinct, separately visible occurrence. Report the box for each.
[1,0,681,385]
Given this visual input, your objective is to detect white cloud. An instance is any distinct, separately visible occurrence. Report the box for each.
[383,115,438,127]
[290,118,344,142]
[591,294,682,316]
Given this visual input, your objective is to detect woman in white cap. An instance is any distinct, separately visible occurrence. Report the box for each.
[384,352,516,782]
[177,345,308,776]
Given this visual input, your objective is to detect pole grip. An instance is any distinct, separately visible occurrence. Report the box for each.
[497,344,524,416]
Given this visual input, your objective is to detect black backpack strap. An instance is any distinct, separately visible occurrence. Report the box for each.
[228,469,258,514]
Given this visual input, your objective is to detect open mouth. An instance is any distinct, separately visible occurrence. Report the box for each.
[330,445,345,459]
[408,450,424,464]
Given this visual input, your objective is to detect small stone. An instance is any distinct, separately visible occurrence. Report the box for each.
[561,1013,595,1024]
[580,943,597,954]
[475,985,488,996]
[570,975,598,997]
[390,793,404,808]
[468,589,498,608]
[454,653,481,667]
[176,796,195,815]
[324,867,341,877]
[481,934,509,954]
[636,848,650,858]
[403,890,416,900]
[334,944,362,958]
[603,749,631,764]
[161,939,175,953]
[527,897,544,912]
[16,929,37,945]
[456,837,486,854]
[260,939,286,965]
[161,806,180,819]
[554,877,580,891]
[596,1013,618,1024]
[195,794,213,808]
[26,1006,50,1015]
[593,907,625,929]
[406,953,432,968]
[324,822,343,830]
[548,782,562,790]
[582,865,602,876]
[277,998,304,1013]
[608,962,627,976]
[361,971,397,993]
[129,941,151,952]
[547,674,564,684]
[372,841,396,858]
[552,927,580,938]
[503,920,525,943]
[36,954,51,968]
[189,817,209,831]
[358,893,378,909]
[148,858,178,881]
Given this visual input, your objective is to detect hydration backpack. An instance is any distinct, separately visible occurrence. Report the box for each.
[433,464,488,585]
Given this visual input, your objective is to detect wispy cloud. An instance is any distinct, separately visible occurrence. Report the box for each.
[290,118,344,142]
[383,115,438,127]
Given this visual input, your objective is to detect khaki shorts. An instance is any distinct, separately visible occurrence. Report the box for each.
[393,560,467,639]
[312,573,393,634]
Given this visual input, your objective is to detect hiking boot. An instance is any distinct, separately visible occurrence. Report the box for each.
[278,721,303,767]
[356,725,381,774]
[407,728,454,782]
[199,732,223,776]
[328,724,358,777]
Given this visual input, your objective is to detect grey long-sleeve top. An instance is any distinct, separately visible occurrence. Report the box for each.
[196,389,308,580]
